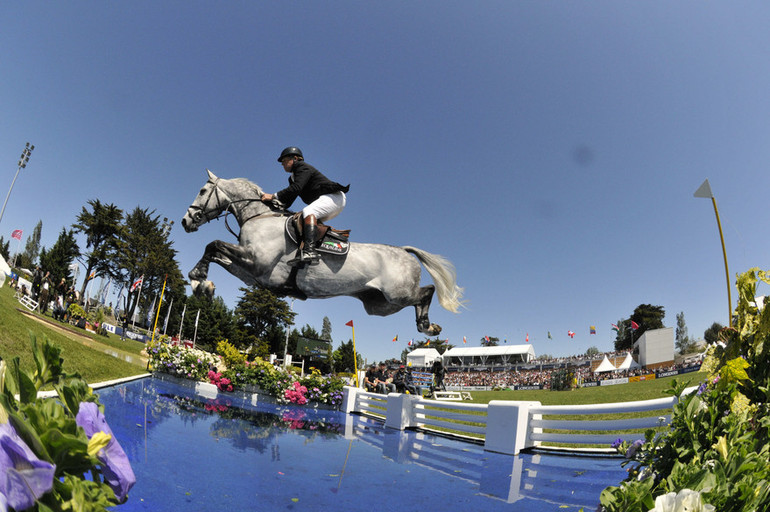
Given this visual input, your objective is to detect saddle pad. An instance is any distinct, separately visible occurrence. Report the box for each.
[285,217,350,257]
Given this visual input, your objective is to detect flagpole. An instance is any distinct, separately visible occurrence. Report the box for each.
[150,275,167,345]
[132,277,144,330]
[193,309,200,347]
[178,303,186,339]
[11,235,22,267]
[347,321,358,387]
[694,179,732,326]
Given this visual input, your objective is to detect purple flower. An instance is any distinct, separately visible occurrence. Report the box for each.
[76,402,136,502]
[625,439,644,459]
[0,422,56,511]
[697,381,708,396]
[611,438,624,449]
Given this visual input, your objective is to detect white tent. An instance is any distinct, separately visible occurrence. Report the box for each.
[406,348,441,368]
[616,353,640,370]
[0,254,11,287]
[593,355,617,373]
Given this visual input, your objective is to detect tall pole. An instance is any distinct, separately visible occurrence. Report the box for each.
[283,298,295,367]
[150,275,167,345]
[0,143,34,226]
[346,320,359,387]
[694,179,732,326]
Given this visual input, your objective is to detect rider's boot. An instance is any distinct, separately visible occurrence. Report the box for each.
[289,215,321,267]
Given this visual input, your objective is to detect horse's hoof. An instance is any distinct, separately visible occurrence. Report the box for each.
[426,324,442,336]
[202,280,216,297]
[191,279,201,295]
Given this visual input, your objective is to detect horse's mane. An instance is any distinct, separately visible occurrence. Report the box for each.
[228,177,265,199]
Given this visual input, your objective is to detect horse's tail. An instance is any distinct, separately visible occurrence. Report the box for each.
[403,246,465,313]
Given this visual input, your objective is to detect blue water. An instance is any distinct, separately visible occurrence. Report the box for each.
[102,378,626,511]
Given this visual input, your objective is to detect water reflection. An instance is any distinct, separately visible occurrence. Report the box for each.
[103,378,624,511]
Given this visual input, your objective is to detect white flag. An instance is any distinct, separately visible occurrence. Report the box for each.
[163,299,173,334]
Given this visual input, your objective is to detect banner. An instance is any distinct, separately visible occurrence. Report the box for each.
[11,229,22,241]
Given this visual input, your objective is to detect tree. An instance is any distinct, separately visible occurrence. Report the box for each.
[72,200,124,300]
[112,208,184,323]
[675,311,693,354]
[19,220,42,269]
[401,337,453,358]
[333,339,362,373]
[321,316,332,342]
[0,236,9,261]
[703,322,724,344]
[614,304,665,351]
[585,346,600,357]
[480,336,499,347]
[38,228,79,288]
[231,286,295,357]
[180,294,235,352]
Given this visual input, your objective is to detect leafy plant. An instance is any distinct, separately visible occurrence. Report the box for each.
[600,268,770,511]
[216,339,246,367]
[0,333,136,510]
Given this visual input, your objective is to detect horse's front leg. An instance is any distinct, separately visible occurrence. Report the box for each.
[189,240,254,297]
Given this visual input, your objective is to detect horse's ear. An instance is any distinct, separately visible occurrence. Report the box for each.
[206,169,218,180]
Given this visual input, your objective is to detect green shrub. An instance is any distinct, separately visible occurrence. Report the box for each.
[216,339,246,367]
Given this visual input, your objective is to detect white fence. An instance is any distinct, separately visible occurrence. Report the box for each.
[342,385,696,455]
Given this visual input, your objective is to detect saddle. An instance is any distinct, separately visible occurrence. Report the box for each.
[285,213,351,257]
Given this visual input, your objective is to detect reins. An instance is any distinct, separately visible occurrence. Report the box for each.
[190,178,289,241]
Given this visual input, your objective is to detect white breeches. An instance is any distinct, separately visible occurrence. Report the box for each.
[302,191,346,222]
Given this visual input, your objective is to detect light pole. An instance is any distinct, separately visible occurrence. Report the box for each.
[0,142,34,225]
[694,179,731,326]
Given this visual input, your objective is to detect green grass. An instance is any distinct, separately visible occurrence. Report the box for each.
[0,285,147,384]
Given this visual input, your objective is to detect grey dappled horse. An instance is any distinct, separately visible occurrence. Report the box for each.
[181,170,464,336]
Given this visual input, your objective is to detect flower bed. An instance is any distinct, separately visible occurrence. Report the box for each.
[145,337,345,408]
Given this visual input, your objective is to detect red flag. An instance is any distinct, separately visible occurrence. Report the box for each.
[630,321,640,330]
[130,275,144,292]
[392,335,398,342]
[11,229,22,241]
[345,320,354,327]
[408,340,413,346]
[525,333,529,342]
[484,335,490,342]
[463,336,467,344]
[567,330,575,338]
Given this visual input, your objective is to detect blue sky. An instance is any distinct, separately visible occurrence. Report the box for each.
[2,2,770,364]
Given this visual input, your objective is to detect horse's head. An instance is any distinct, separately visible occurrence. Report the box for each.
[182,169,272,233]
[182,169,228,232]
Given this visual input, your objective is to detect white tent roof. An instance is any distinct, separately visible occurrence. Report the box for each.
[406,348,441,367]
[408,348,441,358]
[616,353,640,370]
[442,345,536,358]
[593,355,617,373]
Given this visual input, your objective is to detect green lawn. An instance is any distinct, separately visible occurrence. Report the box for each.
[0,285,147,384]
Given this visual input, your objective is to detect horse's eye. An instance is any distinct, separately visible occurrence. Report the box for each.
[199,189,206,196]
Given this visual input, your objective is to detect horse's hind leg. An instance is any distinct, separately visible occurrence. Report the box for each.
[414,285,442,336]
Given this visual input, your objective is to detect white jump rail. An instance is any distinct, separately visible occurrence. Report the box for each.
[342,385,698,455]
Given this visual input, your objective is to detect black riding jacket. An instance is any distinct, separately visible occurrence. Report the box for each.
[275,161,349,209]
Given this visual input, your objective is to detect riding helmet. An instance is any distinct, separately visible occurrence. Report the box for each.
[278,146,303,162]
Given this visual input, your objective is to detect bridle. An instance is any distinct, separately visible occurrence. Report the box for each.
[187,176,288,240]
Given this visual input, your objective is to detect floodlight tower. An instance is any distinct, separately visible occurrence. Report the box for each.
[0,142,34,225]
